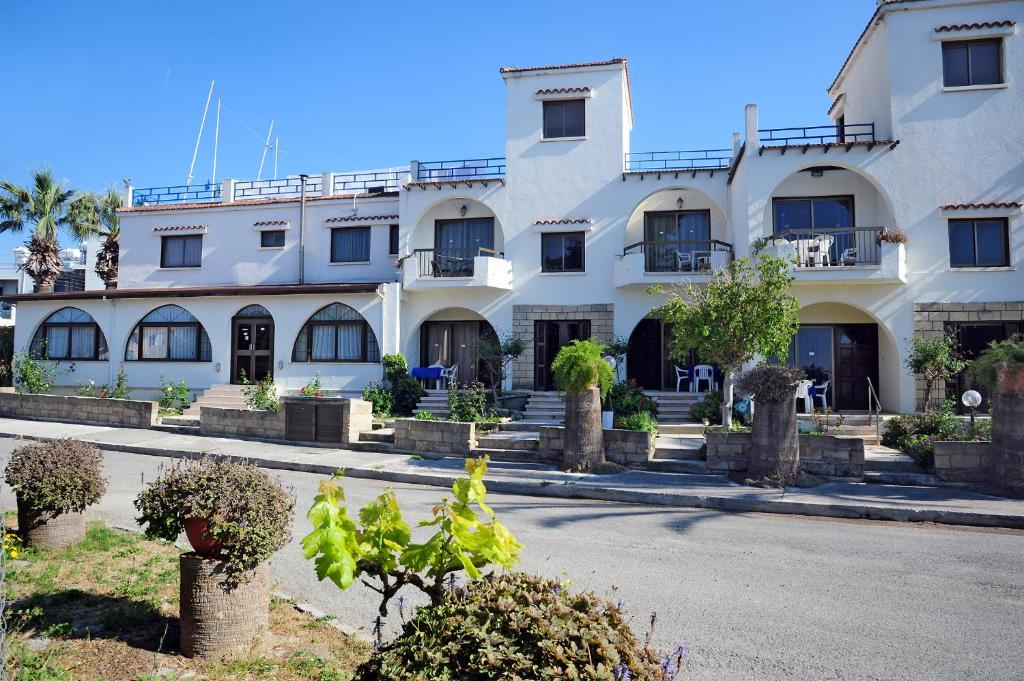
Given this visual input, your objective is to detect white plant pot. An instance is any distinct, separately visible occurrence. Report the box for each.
[602,411,615,429]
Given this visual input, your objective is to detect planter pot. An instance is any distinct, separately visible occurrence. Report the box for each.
[179,554,270,658]
[602,411,614,429]
[16,495,85,550]
[184,517,222,557]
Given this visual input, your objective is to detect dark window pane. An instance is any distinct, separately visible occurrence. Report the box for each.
[812,198,852,228]
[389,225,399,255]
[948,221,977,266]
[975,219,1008,265]
[260,230,285,247]
[543,101,561,138]
[162,235,202,267]
[970,40,1001,85]
[331,227,370,262]
[542,232,585,272]
[543,99,585,138]
[774,200,813,232]
[563,233,585,270]
[541,234,564,271]
[943,42,970,86]
[563,99,585,137]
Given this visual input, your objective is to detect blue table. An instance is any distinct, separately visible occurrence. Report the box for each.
[411,366,444,387]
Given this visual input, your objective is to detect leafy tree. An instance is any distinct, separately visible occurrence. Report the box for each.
[551,339,614,471]
[654,255,800,428]
[302,458,521,616]
[476,330,526,403]
[0,169,94,291]
[906,333,967,410]
[69,188,122,288]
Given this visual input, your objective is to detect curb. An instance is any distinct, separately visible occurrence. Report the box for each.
[4,431,1024,530]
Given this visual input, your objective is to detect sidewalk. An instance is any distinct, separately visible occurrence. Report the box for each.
[1,417,1023,529]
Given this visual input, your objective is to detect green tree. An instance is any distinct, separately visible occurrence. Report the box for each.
[551,339,614,471]
[476,330,526,404]
[906,333,967,411]
[0,169,95,292]
[655,255,800,429]
[70,188,122,289]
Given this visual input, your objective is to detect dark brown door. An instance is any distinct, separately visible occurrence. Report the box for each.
[534,320,591,391]
[833,324,878,411]
[628,319,663,390]
[422,321,481,385]
[232,318,274,384]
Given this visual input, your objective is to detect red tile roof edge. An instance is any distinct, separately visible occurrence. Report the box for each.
[532,218,593,225]
[935,19,1015,32]
[325,214,399,223]
[253,219,290,227]
[941,201,1022,210]
[500,58,627,74]
[535,86,591,95]
[153,225,207,232]
[830,1,931,94]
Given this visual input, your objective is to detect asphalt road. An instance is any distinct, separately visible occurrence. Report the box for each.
[2,441,1023,681]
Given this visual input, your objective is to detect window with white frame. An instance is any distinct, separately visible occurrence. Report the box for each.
[942,38,1003,87]
[160,235,203,268]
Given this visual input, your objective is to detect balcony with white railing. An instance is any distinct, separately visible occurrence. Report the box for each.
[765,227,907,284]
[401,247,512,291]
[614,239,734,288]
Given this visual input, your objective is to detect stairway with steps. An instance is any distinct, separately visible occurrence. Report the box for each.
[646,391,702,425]
[521,391,565,425]
[182,384,248,417]
[413,390,449,417]
[862,445,938,486]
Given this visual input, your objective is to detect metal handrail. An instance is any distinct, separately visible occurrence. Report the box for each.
[625,149,732,171]
[758,122,875,146]
[623,239,734,274]
[234,176,322,200]
[416,158,505,181]
[866,376,881,441]
[332,170,406,194]
[774,227,884,267]
[412,247,505,278]
[131,183,222,207]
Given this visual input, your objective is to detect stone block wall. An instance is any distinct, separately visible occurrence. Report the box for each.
[200,407,285,440]
[0,391,157,428]
[393,419,476,456]
[706,430,865,477]
[342,399,374,444]
[538,426,654,466]
[511,304,614,389]
[933,441,990,484]
[912,302,1024,409]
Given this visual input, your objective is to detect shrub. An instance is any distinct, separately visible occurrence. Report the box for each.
[905,333,967,409]
[354,573,685,681]
[244,374,280,412]
[5,440,106,516]
[618,410,658,433]
[881,400,982,468]
[135,457,295,584]
[690,390,724,424]
[967,335,1024,392]
[13,352,59,394]
[390,374,425,415]
[414,410,437,421]
[737,363,805,402]
[302,458,521,614]
[607,379,656,418]
[551,339,614,397]
[876,227,907,244]
[381,354,408,383]
[448,381,487,423]
[362,381,394,417]
[300,372,323,398]
[77,380,108,398]
[158,376,191,413]
[109,367,130,399]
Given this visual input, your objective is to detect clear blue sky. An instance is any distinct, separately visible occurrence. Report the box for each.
[0,0,874,256]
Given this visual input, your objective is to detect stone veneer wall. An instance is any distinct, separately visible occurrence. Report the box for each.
[200,407,285,440]
[705,430,865,477]
[0,390,157,429]
[393,419,476,456]
[933,440,990,484]
[511,304,614,389]
[539,426,655,466]
[342,399,374,444]
[912,302,1024,409]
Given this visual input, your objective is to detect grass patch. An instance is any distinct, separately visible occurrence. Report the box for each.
[4,521,369,680]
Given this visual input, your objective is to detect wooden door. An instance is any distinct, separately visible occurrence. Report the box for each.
[534,320,591,391]
[450,322,480,384]
[833,324,878,411]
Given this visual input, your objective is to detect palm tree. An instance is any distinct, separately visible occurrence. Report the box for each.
[0,169,94,292]
[70,188,121,288]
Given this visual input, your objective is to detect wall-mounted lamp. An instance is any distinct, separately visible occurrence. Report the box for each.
[811,168,824,177]
[676,196,685,210]
[460,204,468,217]
[215,362,221,373]
[278,360,284,370]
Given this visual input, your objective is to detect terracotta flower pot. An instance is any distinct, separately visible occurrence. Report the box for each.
[184,517,222,557]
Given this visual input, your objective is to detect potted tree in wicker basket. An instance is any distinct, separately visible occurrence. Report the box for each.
[135,457,295,658]
[4,439,106,549]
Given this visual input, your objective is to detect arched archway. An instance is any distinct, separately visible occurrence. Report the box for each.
[291,303,380,365]
[625,315,718,393]
[231,304,274,384]
[124,304,211,362]
[410,197,505,279]
[30,307,109,361]
[622,187,732,274]
[407,307,500,388]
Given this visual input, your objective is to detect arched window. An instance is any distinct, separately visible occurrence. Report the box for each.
[292,303,380,363]
[234,304,271,318]
[125,305,212,362]
[31,307,108,361]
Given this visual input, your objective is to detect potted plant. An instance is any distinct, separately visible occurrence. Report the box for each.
[4,439,106,549]
[135,457,295,658]
[550,339,614,471]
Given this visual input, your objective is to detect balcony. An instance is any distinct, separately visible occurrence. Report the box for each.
[415,158,505,182]
[615,240,734,288]
[131,183,221,207]
[625,149,732,172]
[766,227,907,284]
[758,123,876,148]
[402,247,512,291]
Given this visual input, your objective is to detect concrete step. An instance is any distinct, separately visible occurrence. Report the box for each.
[160,415,200,426]
[654,438,706,461]
[658,424,705,435]
[345,441,396,454]
[194,396,248,406]
[476,433,539,451]
[864,448,920,473]
[505,419,562,429]
[151,423,201,435]
[359,429,395,444]
[471,448,558,464]
[643,459,710,475]
[862,471,939,487]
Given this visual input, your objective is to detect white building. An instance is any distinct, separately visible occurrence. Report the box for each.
[5,0,1022,411]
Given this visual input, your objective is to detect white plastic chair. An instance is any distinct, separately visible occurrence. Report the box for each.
[674,365,687,393]
[812,235,835,267]
[440,364,458,390]
[840,247,858,265]
[675,251,693,272]
[813,380,830,410]
[692,364,715,393]
[795,380,813,413]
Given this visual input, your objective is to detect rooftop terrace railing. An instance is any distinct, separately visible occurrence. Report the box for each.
[758,123,875,147]
[131,183,221,207]
[233,176,322,200]
[625,149,733,171]
[416,157,505,181]
[332,169,407,194]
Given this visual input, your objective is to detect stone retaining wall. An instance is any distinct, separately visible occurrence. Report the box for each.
[0,390,157,428]
[199,407,286,440]
[706,430,865,477]
[393,419,476,456]
[933,441,991,484]
[538,426,655,466]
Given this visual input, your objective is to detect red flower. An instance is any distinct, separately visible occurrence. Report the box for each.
[316,389,322,398]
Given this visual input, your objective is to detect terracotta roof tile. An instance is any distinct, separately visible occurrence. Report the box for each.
[935,20,1015,33]
[253,219,289,227]
[535,86,591,95]
[533,218,593,225]
[153,225,207,233]
[500,58,627,74]
[941,201,1022,210]
[325,214,399,224]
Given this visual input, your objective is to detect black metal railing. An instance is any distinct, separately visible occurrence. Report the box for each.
[413,247,504,278]
[774,227,884,267]
[234,176,322,200]
[131,183,221,207]
[333,169,406,194]
[0,303,12,320]
[758,123,875,147]
[417,158,505,181]
[625,149,732,171]
[623,240,733,273]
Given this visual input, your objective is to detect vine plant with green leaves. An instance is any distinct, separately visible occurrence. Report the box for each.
[301,458,521,616]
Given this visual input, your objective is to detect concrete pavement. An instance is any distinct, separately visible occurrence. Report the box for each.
[2,442,1022,681]
[1,416,1023,528]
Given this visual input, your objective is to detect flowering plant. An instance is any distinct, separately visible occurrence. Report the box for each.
[300,372,322,398]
